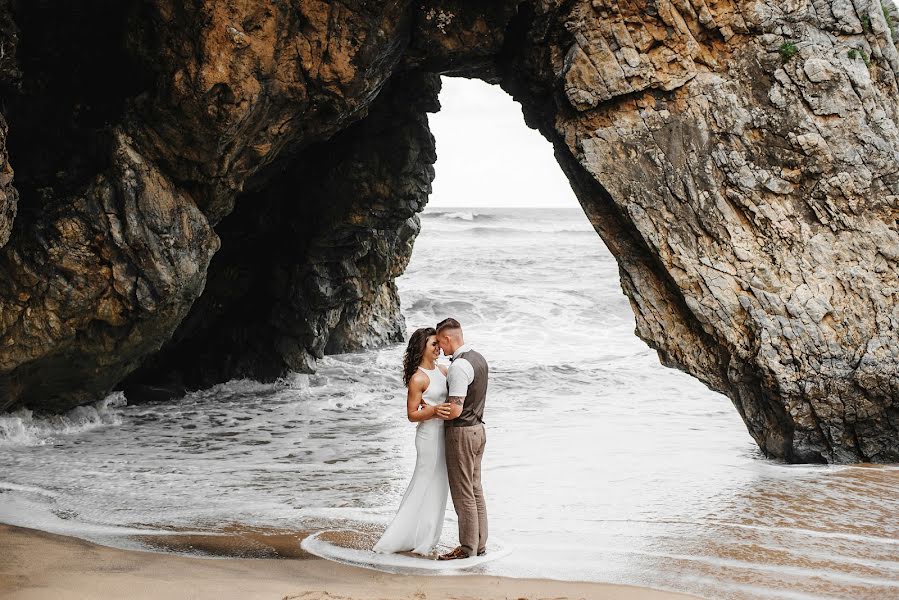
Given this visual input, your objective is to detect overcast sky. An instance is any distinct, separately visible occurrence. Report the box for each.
[426,76,579,209]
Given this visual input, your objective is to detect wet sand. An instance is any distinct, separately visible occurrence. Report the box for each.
[0,524,697,600]
[134,523,315,559]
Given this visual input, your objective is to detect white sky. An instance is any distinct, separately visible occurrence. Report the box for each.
[426,76,579,209]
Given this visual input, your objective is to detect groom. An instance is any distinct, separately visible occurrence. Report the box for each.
[434,317,488,560]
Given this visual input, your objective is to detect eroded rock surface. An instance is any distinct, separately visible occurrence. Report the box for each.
[0,0,897,462]
[0,115,15,248]
[126,0,417,222]
[121,71,439,396]
[0,131,218,412]
[505,0,899,462]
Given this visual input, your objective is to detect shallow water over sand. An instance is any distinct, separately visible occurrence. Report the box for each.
[1,208,898,599]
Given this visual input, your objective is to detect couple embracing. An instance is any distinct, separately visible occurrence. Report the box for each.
[373,318,488,561]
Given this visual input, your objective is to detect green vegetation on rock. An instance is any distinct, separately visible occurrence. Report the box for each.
[779,42,798,61]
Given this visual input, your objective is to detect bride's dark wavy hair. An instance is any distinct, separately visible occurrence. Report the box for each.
[403,327,437,386]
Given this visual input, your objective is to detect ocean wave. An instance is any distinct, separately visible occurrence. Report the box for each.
[0,392,126,447]
[426,226,595,236]
[425,210,497,222]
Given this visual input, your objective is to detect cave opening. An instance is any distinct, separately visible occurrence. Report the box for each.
[398,74,741,438]
[425,77,576,213]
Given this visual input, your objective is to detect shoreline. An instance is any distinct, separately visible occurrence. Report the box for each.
[0,523,698,600]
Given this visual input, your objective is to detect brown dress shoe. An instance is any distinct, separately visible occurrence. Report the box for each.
[477,548,486,556]
[437,546,470,561]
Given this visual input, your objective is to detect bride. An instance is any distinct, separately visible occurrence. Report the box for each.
[373,326,452,555]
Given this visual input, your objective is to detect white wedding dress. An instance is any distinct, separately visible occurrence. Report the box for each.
[373,365,449,555]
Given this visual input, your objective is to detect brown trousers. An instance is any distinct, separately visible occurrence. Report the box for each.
[445,424,487,556]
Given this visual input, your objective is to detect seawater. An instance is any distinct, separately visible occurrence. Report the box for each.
[1,207,898,600]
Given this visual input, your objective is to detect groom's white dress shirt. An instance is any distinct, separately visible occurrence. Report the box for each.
[447,343,475,398]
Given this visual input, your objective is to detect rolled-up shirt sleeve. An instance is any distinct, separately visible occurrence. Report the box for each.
[447,358,475,398]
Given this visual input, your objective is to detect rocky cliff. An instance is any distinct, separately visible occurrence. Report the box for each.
[0,0,897,463]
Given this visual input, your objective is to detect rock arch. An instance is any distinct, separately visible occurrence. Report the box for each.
[0,0,897,462]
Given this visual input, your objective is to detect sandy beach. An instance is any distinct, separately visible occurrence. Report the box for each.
[0,524,697,600]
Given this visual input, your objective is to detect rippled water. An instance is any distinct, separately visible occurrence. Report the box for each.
[1,207,898,599]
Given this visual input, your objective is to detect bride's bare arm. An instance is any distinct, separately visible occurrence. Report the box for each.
[406,373,438,422]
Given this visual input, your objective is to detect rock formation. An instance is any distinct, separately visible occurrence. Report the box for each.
[122,71,439,396]
[0,0,897,463]
[527,0,899,463]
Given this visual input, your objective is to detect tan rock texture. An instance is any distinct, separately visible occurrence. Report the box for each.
[0,0,897,462]
[509,0,899,463]
[0,114,15,248]
[120,71,439,395]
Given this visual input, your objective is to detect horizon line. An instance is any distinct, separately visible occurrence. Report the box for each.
[424,205,582,209]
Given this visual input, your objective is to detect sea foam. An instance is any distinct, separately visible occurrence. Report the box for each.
[0,392,126,447]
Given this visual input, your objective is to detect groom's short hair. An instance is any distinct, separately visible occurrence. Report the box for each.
[436,317,461,334]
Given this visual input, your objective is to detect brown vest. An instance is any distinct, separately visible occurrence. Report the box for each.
[446,350,488,428]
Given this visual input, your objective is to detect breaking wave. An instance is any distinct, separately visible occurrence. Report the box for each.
[0,392,126,447]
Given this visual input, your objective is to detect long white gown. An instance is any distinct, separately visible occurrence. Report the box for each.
[373,365,449,555]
